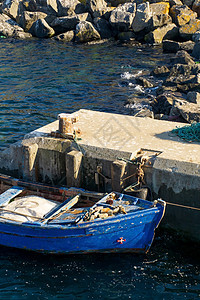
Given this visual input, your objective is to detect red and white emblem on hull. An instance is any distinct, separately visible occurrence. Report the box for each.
[117,237,126,244]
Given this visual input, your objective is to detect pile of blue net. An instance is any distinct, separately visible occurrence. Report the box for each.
[171,122,200,142]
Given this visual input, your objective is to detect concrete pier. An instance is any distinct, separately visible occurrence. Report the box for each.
[0,109,199,242]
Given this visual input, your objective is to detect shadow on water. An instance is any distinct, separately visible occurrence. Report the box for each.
[0,230,199,299]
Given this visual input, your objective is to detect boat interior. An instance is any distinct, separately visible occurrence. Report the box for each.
[0,179,156,225]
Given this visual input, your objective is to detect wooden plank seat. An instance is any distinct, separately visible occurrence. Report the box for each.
[0,186,24,207]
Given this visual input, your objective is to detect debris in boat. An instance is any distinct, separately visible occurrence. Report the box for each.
[83,204,127,222]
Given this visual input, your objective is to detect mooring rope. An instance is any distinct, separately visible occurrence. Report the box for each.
[166,201,200,211]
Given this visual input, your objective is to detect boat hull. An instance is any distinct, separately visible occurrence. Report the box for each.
[0,207,163,254]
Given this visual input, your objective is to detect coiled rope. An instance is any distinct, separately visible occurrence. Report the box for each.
[171,122,200,142]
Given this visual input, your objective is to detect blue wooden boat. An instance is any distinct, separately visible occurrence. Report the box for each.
[0,174,166,254]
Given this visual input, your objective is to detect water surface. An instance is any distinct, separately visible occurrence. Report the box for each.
[0,39,199,299]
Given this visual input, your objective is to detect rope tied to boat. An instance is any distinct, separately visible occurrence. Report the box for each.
[165,201,200,211]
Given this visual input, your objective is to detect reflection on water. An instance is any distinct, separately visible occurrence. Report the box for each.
[0,232,199,299]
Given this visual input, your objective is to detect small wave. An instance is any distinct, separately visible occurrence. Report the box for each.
[125,103,150,110]
[120,70,143,80]
[120,72,135,80]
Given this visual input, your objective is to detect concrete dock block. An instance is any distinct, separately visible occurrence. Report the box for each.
[21,139,38,181]
[111,160,127,192]
[66,150,83,187]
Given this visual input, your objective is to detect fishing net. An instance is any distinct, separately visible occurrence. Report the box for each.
[171,122,200,142]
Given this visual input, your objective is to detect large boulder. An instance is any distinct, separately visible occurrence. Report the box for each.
[170,5,197,26]
[35,0,58,15]
[57,0,86,17]
[192,42,200,58]
[18,11,47,32]
[192,0,200,17]
[179,19,200,40]
[187,91,200,104]
[94,17,113,39]
[53,30,75,41]
[162,40,195,53]
[174,102,200,123]
[29,18,55,37]
[170,50,195,64]
[150,2,171,29]
[109,2,136,32]
[0,13,28,37]
[145,23,178,43]
[132,2,152,33]
[165,61,200,92]
[86,0,107,18]
[193,30,200,42]
[75,20,101,42]
[2,0,21,20]
[51,15,79,32]
[151,65,170,77]
[152,92,176,115]
[169,63,200,77]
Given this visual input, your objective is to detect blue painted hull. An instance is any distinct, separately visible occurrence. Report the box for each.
[0,205,164,254]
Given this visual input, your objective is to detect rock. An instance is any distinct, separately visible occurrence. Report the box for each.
[150,2,171,29]
[132,2,152,33]
[165,74,200,92]
[162,39,195,53]
[13,31,33,38]
[174,101,200,123]
[192,30,200,42]
[169,0,183,6]
[109,2,136,32]
[53,30,75,41]
[192,41,200,58]
[75,20,101,42]
[135,76,154,87]
[2,0,20,20]
[51,15,79,32]
[170,50,195,64]
[164,62,200,92]
[86,0,107,18]
[182,0,194,6]
[29,18,55,37]
[109,0,133,6]
[35,0,58,15]
[18,11,47,32]
[117,30,135,41]
[101,7,114,21]
[187,91,200,103]
[169,63,200,77]
[179,19,200,40]
[192,0,200,17]
[145,23,178,44]
[57,0,86,17]
[0,13,25,37]
[152,92,175,114]
[170,5,197,26]
[20,0,37,11]
[151,65,170,77]
[94,17,113,39]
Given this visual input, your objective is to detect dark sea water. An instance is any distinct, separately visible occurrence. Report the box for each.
[0,38,199,299]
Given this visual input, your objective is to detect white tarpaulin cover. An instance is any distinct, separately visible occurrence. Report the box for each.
[0,196,58,222]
